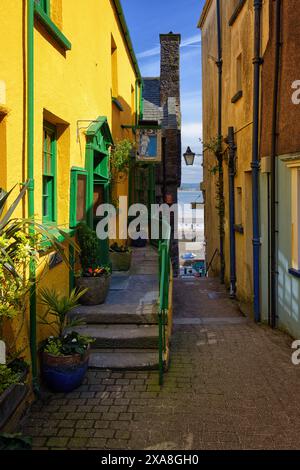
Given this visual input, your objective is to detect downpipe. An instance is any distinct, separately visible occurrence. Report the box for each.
[270,0,282,328]
[228,127,237,298]
[216,0,225,284]
[27,0,38,393]
[251,0,263,323]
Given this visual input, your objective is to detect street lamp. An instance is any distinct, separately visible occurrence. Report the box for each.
[183,146,196,166]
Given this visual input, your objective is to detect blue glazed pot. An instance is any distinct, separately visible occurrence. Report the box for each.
[131,238,147,248]
[42,350,89,393]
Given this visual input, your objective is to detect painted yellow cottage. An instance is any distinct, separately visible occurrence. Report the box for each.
[0,0,142,380]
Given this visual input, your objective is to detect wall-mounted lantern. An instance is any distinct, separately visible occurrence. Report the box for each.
[183,146,196,166]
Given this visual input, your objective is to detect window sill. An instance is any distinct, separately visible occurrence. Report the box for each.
[229,0,247,27]
[34,4,71,51]
[288,268,300,279]
[39,228,75,253]
[112,97,124,112]
[231,90,243,104]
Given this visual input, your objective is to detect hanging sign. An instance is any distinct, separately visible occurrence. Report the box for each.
[136,128,162,163]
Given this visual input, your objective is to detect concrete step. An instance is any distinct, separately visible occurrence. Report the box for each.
[69,304,158,325]
[71,324,158,349]
[89,349,159,370]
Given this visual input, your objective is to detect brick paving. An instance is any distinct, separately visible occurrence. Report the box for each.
[21,278,300,450]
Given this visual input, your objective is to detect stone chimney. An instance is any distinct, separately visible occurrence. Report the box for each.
[160,33,181,109]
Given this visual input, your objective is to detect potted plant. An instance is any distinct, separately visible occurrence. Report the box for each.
[39,287,94,393]
[0,360,29,431]
[131,231,148,248]
[110,139,134,179]
[76,224,111,305]
[109,242,132,271]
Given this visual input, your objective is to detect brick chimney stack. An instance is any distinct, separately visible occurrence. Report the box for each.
[160,33,181,111]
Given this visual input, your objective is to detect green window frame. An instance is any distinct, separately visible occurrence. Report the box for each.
[70,167,88,229]
[42,122,57,223]
[35,0,50,15]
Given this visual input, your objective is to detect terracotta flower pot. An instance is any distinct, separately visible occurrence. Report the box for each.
[42,349,89,393]
[110,251,132,271]
[75,274,111,305]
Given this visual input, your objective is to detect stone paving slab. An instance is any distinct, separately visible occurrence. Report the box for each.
[21,276,300,450]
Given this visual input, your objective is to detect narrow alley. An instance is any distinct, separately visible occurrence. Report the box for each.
[21,276,300,450]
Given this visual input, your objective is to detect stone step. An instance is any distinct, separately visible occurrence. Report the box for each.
[69,304,158,324]
[71,324,158,349]
[89,349,159,370]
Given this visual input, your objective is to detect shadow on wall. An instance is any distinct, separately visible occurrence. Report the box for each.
[277,249,300,337]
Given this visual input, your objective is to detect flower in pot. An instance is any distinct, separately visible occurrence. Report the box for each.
[76,224,111,305]
[39,287,94,393]
[109,242,132,271]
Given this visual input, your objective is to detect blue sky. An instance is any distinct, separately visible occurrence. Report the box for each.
[122,0,205,184]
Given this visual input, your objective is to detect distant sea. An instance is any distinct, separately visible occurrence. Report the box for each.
[178,190,204,228]
[178,190,203,206]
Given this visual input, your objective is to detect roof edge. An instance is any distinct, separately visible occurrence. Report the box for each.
[112,0,142,81]
[143,77,160,80]
[198,0,213,29]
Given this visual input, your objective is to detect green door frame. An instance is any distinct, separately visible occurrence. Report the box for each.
[85,117,113,265]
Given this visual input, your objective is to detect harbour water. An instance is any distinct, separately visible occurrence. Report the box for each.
[177,190,205,276]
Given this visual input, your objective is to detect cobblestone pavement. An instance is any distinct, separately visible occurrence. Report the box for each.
[21,278,300,450]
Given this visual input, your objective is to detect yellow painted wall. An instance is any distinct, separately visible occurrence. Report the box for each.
[200,0,269,306]
[0,0,139,359]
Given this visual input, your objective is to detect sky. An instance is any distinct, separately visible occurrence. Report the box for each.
[122,0,206,185]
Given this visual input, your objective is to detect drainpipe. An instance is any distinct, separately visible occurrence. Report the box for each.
[252,0,263,322]
[139,79,144,121]
[27,0,38,391]
[228,127,237,298]
[270,0,282,328]
[216,0,225,284]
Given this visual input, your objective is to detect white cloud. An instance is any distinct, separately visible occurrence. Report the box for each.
[137,34,201,59]
[181,34,201,48]
[137,46,160,60]
[181,122,202,141]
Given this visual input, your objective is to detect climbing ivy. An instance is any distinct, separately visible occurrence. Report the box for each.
[203,135,225,278]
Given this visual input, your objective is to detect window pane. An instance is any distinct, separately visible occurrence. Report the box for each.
[76,174,87,222]
[42,122,56,223]
[43,129,53,175]
[43,176,48,217]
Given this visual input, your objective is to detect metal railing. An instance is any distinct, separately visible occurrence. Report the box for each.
[156,219,171,386]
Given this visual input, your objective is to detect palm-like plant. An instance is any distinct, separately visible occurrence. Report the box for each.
[38,287,88,337]
[0,181,79,354]
[0,181,78,279]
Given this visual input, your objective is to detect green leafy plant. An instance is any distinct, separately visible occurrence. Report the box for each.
[0,182,79,356]
[0,433,32,450]
[202,136,225,276]
[76,224,111,277]
[38,288,94,357]
[110,139,134,175]
[0,364,21,395]
[38,287,88,337]
[110,242,131,253]
[42,332,94,357]
[77,223,101,271]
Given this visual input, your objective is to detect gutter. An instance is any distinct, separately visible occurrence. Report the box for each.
[27,0,38,391]
[270,0,282,328]
[252,0,263,322]
[112,0,142,82]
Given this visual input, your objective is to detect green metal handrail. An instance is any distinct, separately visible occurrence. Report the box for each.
[155,217,171,385]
